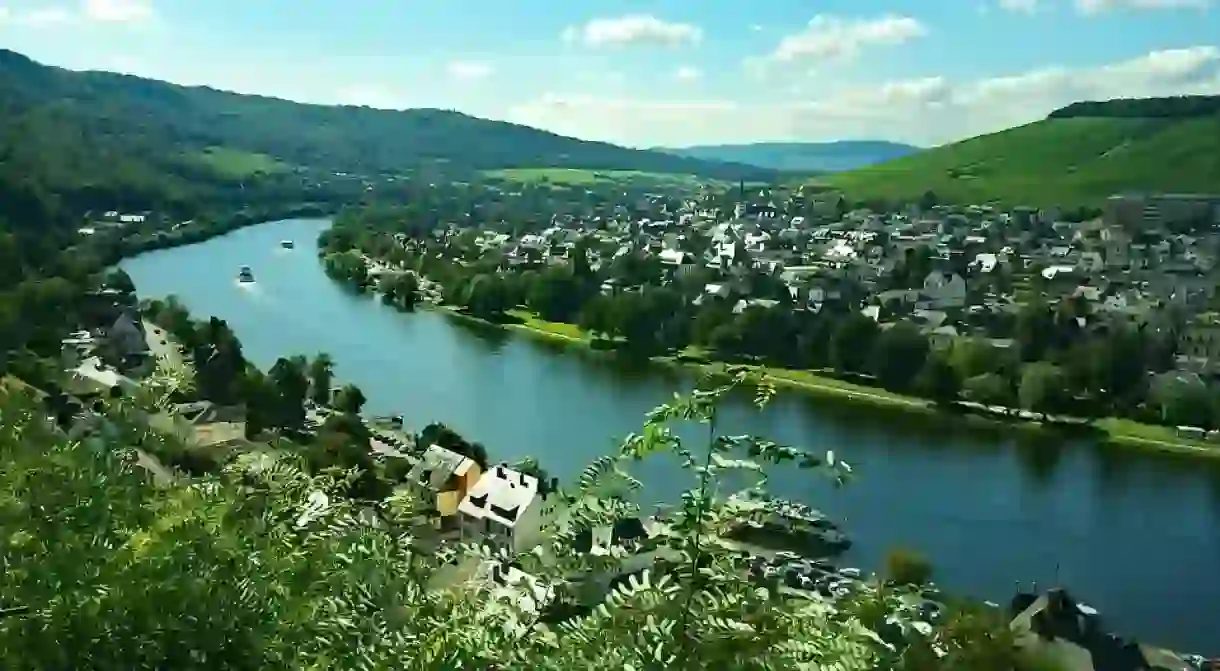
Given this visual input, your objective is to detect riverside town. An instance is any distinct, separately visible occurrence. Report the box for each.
[2,34,1220,671]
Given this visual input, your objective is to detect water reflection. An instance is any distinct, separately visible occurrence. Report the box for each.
[1014,433,1064,485]
[444,312,511,353]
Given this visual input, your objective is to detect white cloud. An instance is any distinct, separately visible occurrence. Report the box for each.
[674,66,701,81]
[999,0,1039,13]
[447,61,493,81]
[1075,0,1211,13]
[562,15,702,48]
[0,0,153,27]
[82,0,153,22]
[506,46,1220,147]
[768,14,926,64]
[21,7,76,25]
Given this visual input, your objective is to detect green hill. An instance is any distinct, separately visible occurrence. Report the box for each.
[823,99,1220,207]
[0,48,771,209]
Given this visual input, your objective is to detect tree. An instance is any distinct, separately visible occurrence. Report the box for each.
[0,363,988,670]
[871,323,930,391]
[917,351,961,405]
[101,267,137,295]
[1151,375,1212,428]
[963,373,1011,408]
[307,353,335,406]
[464,274,512,320]
[1018,362,1067,420]
[831,312,880,374]
[380,272,419,310]
[884,548,934,586]
[333,383,367,415]
[268,356,309,430]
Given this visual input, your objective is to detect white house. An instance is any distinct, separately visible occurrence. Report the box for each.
[458,464,560,553]
[921,271,967,310]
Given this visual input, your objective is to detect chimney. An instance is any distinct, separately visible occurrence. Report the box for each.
[495,465,505,479]
[520,473,527,487]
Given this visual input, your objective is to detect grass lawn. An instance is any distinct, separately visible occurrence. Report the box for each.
[1096,418,1220,456]
[194,147,287,179]
[483,168,713,188]
[505,309,589,342]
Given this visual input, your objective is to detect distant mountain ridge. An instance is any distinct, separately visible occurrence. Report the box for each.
[0,47,774,205]
[656,141,922,173]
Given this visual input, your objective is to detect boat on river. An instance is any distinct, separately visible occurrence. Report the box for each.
[237,265,255,283]
[725,498,852,557]
[280,240,294,249]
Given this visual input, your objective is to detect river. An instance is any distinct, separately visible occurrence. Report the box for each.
[121,217,1220,654]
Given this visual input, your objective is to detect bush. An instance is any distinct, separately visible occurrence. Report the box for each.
[885,547,934,586]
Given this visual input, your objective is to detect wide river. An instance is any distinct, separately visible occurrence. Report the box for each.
[122,218,1220,654]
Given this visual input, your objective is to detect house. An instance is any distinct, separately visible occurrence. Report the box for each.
[1176,316,1220,373]
[458,464,558,553]
[107,312,148,360]
[406,445,484,532]
[921,270,967,310]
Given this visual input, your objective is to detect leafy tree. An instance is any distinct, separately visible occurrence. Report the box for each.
[1,361,1014,670]
[871,323,930,391]
[964,373,1012,408]
[884,547,934,586]
[917,351,961,405]
[464,274,512,320]
[101,267,137,295]
[267,356,310,430]
[307,353,335,406]
[1151,375,1213,428]
[831,312,880,374]
[1018,362,1067,420]
[333,383,367,415]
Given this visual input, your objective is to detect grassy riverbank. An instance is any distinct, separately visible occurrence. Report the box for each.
[441,306,1220,459]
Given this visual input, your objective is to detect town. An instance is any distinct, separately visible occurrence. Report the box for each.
[9,183,1220,671]
[322,185,1220,449]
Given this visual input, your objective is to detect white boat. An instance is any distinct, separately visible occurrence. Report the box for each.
[237,266,255,283]
[280,240,294,249]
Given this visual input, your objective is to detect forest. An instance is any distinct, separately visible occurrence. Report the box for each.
[1047,95,1220,119]
[0,48,773,188]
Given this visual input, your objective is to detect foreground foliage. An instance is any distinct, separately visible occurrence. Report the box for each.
[0,362,1025,669]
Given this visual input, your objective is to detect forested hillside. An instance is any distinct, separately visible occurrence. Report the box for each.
[1048,95,1220,120]
[0,48,771,199]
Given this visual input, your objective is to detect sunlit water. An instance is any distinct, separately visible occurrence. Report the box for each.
[122,218,1220,654]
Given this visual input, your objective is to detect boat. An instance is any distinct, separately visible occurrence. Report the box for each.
[280,240,294,249]
[237,266,255,283]
[725,498,852,557]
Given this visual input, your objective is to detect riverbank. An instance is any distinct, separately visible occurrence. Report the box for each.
[105,204,336,265]
[438,305,1220,459]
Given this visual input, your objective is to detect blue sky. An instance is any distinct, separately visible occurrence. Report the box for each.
[1,0,1218,147]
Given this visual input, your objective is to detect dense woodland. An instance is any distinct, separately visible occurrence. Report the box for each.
[0,48,773,186]
[1048,95,1220,119]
